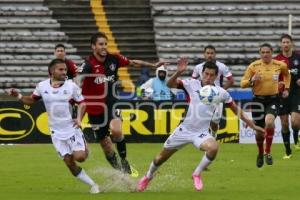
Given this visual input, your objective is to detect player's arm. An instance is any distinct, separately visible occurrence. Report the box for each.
[240,64,255,88]
[76,101,86,123]
[280,63,291,98]
[68,60,78,78]
[228,101,264,133]
[6,88,37,105]
[223,76,234,90]
[191,66,200,79]
[281,63,291,89]
[128,59,168,68]
[167,57,188,88]
[221,65,234,89]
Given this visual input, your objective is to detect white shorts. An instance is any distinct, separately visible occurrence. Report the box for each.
[211,103,223,124]
[164,125,213,150]
[51,128,87,158]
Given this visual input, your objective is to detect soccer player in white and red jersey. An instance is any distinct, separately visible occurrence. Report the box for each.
[6,59,100,194]
[78,32,166,176]
[192,45,234,135]
[137,58,264,192]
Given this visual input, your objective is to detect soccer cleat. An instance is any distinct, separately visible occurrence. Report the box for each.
[283,154,292,159]
[129,165,139,178]
[136,176,151,192]
[192,174,203,191]
[256,154,264,168]
[294,144,300,150]
[90,184,100,194]
[265,153,273,165]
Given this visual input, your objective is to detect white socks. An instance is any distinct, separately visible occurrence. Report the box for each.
[76,169,96,186]
[146,161,158,178]
[193,154,212,175]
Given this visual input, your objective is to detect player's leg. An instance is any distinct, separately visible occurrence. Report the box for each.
[137,148,177,192]
[63,154,100,194]
[69,130,100,193]
[279,97,292,158]
[264,104,277,165]
[290,94,300,149]
[110,117,133,175]
[291,111,300,149]
[88,114,121,170]
[137,126,185,192]
[192,133,217,191]
[252,98,265,168]
[52,135,99,193]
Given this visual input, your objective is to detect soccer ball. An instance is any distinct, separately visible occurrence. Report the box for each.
[199,85,220,105]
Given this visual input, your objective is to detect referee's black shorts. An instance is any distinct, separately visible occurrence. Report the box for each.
[251,95,279,128]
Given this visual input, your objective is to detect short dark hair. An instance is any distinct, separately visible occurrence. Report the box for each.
[202,61,218,75]
[259,43,273,51]
[90,32,108,45]
[204,45,216,53]
[55,43,65,50]
[280,34,293,42]
[48,58,65,75]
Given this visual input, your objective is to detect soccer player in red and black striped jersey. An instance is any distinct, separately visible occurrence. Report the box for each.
[78,32,166,176]
[275,34,300,158]
[54,44,78,80]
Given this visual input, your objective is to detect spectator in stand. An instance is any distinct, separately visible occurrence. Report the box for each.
[140,66,172,100]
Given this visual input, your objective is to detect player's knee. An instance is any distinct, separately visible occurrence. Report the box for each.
[291,123,300,131]
[291,118,300,130]
[265,117,275,128]
[206,141,219,157]
[281,123,289,132]
[110,119,124,141]
[256,131,265,140]
[73,152,87,162]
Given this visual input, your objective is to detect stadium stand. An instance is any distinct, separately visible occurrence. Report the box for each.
[150,0,300,86]
[0,0,81,96]
[2,0,300,95]
[44,0,158,92]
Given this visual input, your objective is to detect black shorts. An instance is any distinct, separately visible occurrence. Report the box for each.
[278,96,290,116]
[251,95,279,128]
[88,108,121,141]
[289,90,300,113]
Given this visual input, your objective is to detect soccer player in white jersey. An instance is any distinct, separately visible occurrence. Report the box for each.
[137,58,264,192]
[192,45,234,135]
[6,59,100,194]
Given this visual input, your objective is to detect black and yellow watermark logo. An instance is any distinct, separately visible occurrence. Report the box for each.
[0,108,35,140]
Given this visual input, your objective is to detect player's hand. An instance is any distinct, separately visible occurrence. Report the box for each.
[73,118,81,129]
[282,89,289,98]
[251,73,261,82]
[296,79,300,86]
[177,57,188,73]
[253,125,265,134]
[5,88,19,97]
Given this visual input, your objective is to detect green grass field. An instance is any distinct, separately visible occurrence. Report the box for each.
[0,143,299,200]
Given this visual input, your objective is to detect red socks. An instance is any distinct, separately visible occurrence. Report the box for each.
[265,128,274,154]
[256,136,264,155]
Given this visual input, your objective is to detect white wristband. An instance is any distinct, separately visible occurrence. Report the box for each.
[17,93,23,100]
